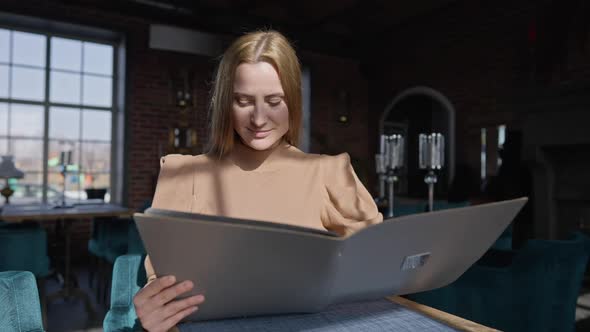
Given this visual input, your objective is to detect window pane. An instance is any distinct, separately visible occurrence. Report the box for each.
[10,139,43,171]
[48,171,83,202]
[50,71,81,104]
[82,75,112,107]
[11,172,43,205]
[11,66,45,101]
[82,110,111,141]
[48,140,79,170]
[51,37,82,71]
[0,103,6,136]
[82,142,110,172]
[0,29,9,63]
[83,42,113,75]
[0,139,6,155]
[83,173,110,191]
[12,31,46,67]
[50,107,80,140]
[10,104,44,137]
[0,65,9,98]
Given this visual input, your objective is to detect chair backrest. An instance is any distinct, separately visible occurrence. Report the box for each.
[0,271,45,331]
[0,225,50,277]
[432,200,470,211]
[393,203,427,217]
[104,254,146,331]
[512,232,590,332]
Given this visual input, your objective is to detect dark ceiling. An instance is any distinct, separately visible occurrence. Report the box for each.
[80,0,458,58]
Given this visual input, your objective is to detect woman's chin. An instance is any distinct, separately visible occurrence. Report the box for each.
[243,137,280,151]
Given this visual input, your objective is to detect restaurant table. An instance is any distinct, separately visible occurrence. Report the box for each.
[174,296,498,331]
[1,202,133,322]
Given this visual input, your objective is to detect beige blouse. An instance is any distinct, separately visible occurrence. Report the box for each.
[145,141,383,281]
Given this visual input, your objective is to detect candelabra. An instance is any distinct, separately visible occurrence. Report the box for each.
[375,134,404,217]
[57,150,73,208]
[419,133,445,212]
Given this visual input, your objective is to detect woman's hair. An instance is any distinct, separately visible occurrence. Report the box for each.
[207,30,302,157]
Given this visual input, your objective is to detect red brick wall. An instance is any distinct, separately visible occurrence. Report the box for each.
[302,51,372,186]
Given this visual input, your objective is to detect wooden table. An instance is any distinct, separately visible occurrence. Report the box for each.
[1,203,133,323]
[387,296,499,332]
[1,203,132,222]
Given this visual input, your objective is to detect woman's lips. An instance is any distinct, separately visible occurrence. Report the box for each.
[249,129,272,139]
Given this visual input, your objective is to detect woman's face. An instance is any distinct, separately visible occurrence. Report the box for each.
[232,62,289,151]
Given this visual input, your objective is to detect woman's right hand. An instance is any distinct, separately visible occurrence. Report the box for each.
[133,275,206,332]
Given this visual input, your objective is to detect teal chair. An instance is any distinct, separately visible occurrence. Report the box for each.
[408,232,590,332]
[392,203,427,217]
[0,223,51,326]
[126,220,146,255]
[432,200,470,211]
[0,271,45,331]
[90,200,150,305]
[89,217,134,305]
[103,254,146,331]
[0,223,51,278]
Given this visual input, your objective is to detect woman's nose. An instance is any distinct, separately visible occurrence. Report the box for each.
[250,103,268,127]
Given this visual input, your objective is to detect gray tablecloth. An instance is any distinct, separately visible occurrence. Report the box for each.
[178,299,460,331]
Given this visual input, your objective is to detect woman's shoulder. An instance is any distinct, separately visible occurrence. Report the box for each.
[159,153,218,168]
[281,146,352,171]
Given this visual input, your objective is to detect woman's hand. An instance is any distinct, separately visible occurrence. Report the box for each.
[133,275,205,332]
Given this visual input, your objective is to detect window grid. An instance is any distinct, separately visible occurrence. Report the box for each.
[0,27,116,204]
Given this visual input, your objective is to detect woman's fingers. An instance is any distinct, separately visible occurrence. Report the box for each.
[134,275,177,309]
[141,295,205,331]
[161,294,205,318]
[158,305,199,332]
[153,280,195,307]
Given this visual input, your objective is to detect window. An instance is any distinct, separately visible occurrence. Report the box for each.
[0,27,116,204]
[480,124,507,181]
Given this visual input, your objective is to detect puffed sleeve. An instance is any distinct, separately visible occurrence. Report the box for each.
[151,154,194,212]
[321,153,383,236]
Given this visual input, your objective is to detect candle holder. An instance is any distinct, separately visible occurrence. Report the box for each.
[57,150,73,208]
[419,133,445,212]
[375,134,404,217]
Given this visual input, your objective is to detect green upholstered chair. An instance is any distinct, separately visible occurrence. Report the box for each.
[0,223,51,278]
[103,254,146,331]
[408,232,590,332]
[0,271,45,331]
[0,223,51,326]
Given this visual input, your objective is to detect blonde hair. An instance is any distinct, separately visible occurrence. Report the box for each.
[207,30,302,157]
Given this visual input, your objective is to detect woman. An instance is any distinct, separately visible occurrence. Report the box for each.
[133,30,383,332]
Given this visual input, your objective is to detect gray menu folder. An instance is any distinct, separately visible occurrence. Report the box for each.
[134,197,527,322]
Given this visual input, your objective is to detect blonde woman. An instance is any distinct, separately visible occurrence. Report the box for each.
[132,30,383,332]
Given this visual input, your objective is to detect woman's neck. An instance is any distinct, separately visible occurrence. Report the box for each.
[230,139,289,171]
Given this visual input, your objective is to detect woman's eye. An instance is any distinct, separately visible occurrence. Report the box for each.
[236,98,252,106]
[268,98,282,106]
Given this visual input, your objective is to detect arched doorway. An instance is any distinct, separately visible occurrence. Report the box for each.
[379,86,455,197]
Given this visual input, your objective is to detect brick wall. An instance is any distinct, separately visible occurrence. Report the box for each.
[301,51,372,185]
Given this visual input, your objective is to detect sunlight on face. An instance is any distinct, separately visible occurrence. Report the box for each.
[232,62,289,151]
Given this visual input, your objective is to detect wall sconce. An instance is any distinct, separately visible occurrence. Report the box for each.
[336,90,351,124]
[170,68,194,108]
